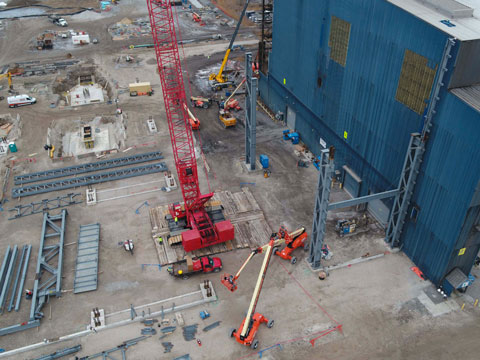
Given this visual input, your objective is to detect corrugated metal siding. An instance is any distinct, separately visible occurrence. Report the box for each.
[402,93,480,284]
[260,0,480,285]
[263,0,448,193]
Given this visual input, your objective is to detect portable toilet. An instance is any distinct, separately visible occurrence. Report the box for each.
[259,154,269,169]
[8,142,17,153]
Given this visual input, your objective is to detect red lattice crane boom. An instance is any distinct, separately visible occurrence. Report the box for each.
[147,0,234,251]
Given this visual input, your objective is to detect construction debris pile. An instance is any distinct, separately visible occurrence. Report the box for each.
[7,60,80,77]
[108,17,152,40]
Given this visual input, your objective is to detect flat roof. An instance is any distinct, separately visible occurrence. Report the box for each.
[451,85,480,112]
[388,0,480,40]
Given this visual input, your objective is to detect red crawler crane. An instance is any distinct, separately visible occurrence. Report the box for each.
[146,0,234,251]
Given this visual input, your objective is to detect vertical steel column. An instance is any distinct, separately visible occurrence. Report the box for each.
[308,148,335,269]
[385,38,455,248]
[7,245,26,312]
[15,245,31,312]
[245,52,258,170]
[0,245,17,313]
[0,245,11,291]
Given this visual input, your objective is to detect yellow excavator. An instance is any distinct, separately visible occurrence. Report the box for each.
[208,0,250,92]
[0,72,13,91]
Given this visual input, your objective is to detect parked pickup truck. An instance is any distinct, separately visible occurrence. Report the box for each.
[167,255,222,279]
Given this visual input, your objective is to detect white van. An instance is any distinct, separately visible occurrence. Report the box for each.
[7,94,36,108]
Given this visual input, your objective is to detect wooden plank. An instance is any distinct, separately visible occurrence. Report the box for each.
[150,189,272,265]
[237,223,251,248]
[232,192,250,213]
[242,187,261,211]
[163,241,181,264]
[229,211,264,224]
[153,238,168,265]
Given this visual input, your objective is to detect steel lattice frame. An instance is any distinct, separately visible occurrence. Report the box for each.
[385,38,455,248]
[147,0,202,215]
[12,163,167,198]
[308,149,335,269]
[245,52,257,170]
[31,210,67,321]
[8,193,81,220]
[14,151,164,185]
[0,211,67,336]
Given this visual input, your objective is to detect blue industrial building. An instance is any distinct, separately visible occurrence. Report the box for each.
[259,0,480,286]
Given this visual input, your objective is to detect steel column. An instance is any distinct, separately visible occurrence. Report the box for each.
[0,320,40,336]
[385,38,455,248]
[15,245,32,312]
[308,148,335,269]
[0,246,11,292]
[7,245,26,312]
[0,245,17,313]
[245,52,258,170]
[34,345,82,360]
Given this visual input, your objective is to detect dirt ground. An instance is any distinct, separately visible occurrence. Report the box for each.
[0,1,479,360]
[5,0,99,9]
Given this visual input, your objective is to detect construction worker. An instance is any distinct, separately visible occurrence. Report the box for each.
[25,289,33,300]
[158,236,163,245]
[174,216,178,225]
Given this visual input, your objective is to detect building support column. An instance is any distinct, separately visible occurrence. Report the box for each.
[245,52,257,170]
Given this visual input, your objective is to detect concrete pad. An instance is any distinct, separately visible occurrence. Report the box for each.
[68,84,105,107]
[63,126,112,156]
[418,291,460,317]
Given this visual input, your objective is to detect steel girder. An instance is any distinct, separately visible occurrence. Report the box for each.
[8,193,81,220]
[14,151,164,185]
[12,163,168,198]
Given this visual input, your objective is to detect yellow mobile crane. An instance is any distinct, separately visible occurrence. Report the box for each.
[208,0,250,92]
[0,72,13,90]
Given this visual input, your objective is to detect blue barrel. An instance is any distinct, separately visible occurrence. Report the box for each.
[8,142,17,153]
[259,154,269,169]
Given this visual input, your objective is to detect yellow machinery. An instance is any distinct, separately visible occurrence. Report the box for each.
[0,72,13,90]
[219,109,236,128]
[208,0,250,91]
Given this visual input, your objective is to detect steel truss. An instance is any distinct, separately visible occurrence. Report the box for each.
[245,52,258,170]
[14,151,164,185]
[308,148,335,269]
[12,163,168,198]
[0,211,67,336]
[31,210,67,321]
[77,336,147,360]
[8,193,81,220]
[385,38,455,248]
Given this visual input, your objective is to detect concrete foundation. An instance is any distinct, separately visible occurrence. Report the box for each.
[68,84,105,106]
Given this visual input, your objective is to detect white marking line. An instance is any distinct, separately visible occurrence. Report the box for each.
[96,180,163,194]
[97,188,162,203]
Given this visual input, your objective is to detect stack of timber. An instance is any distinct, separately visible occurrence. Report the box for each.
[149,187,271,265]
